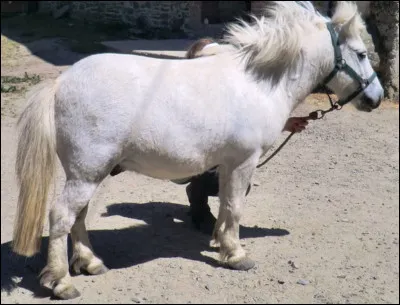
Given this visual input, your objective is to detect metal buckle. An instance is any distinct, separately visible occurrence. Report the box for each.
[336,59,346,70]
[361,79,369,88]
[333,103,342,110]
[309,103,342,120]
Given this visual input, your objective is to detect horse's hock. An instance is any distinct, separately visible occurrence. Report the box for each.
[37,1,400,101]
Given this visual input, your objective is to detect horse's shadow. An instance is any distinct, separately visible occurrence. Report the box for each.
[1,201,290,298]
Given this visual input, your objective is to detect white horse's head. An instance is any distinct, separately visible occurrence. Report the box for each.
[222,1,384,111]
[327,2,384,111]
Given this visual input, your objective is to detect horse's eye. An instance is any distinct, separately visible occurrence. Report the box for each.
[357,52,367,60]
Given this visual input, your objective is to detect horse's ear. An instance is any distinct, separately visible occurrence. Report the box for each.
[331,1,364,42]
[338,13,358,43]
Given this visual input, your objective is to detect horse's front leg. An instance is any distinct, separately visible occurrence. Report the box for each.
[215,155,259,270]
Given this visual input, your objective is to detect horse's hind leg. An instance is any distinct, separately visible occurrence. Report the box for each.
[40,179,102,299]
[70,204,108,275]
[216,156,258,271]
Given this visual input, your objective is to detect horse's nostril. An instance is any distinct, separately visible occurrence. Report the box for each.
[363,96,380,109]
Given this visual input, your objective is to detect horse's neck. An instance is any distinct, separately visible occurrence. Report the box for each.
[281,29,335,113]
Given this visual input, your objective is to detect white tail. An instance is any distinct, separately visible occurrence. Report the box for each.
[12,79,58,257]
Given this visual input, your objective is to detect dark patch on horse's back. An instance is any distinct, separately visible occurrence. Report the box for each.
[186,37,216,59]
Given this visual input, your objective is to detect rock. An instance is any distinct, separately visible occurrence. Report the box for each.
[288,260,299,269]
[297,279,310,285]
[277,280,285,284]
[131,296,142,303]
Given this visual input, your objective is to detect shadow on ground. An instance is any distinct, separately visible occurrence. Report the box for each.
[1,201,289,298]
[1,13,120,67]
[1,13,197,67]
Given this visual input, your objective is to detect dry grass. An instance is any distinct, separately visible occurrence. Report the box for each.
[1,35,21,62]
[1,72,41,93]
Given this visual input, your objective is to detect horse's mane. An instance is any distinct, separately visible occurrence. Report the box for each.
[222,1,365,77]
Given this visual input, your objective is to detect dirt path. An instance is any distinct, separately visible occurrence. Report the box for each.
[1,37,399,304]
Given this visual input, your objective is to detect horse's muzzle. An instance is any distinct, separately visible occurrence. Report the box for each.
[360,94,382,112]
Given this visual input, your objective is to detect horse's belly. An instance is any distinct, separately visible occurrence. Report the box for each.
[119,148,213,180]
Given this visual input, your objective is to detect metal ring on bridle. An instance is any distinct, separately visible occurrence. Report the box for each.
[337,59,346,69]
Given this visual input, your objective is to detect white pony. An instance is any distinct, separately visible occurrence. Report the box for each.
[13,1,383,299]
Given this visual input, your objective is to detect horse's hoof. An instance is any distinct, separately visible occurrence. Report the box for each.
[54,283,81,300]
[86,262,109,275]
[228,257,256,271]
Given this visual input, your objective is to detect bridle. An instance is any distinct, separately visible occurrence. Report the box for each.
[322,22,377,108]
[256,16,378,169]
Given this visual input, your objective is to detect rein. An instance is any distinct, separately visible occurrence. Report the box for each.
[256,19,377,169]
[256,99,340,169]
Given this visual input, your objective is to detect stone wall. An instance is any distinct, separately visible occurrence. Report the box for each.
[39,1,192,35]
[368,1,399,101]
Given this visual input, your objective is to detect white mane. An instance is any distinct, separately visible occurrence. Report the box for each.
[222,1,365,77]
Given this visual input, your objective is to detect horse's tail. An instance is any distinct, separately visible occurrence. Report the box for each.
[12,79,59,257]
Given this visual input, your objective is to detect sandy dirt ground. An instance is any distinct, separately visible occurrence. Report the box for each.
[1,37,399,304]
